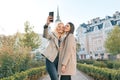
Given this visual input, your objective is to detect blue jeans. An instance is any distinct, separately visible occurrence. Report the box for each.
[46,55,59,80]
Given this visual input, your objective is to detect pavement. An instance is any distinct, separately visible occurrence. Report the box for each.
[38,69,94,80]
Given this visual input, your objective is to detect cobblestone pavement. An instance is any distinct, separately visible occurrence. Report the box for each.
[38,69,94,80]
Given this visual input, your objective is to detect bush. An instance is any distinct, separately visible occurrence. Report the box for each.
[77,59,95,64]
[104,61,114,69]
[0,32,44,79]
[30,60,45,68]
[0,35,32,78]
[0,66,46,80]
[112,61,120,69]
[0,53,14,78]
[93,61,107,68]
[104,60,120,69]
[77,63,120,80]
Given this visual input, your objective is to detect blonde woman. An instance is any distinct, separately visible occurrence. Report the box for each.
[42,16,64,80]
[58,22,76,80]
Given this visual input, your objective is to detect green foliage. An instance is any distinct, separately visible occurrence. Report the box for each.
[105,26,120,55]
[93,61,107,68]
[0,34,45,79]
[78,60,120,70]
[112,61,120,69]
[0,35,32,78]
[29,59,45,68]
[26,66,45,77]
[0,66,46,80]
[104,60,120,69]
[104,61,114,69]
[0,53,14,78]
[21,21,41,50]
[77,59,95,64]
[111,70,120,80]
[0,21,44,79]
[77,63,120,80]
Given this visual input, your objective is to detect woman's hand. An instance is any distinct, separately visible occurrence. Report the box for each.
[46,16,53,26]
[61,65,66,73]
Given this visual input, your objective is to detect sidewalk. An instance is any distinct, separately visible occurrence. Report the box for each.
[39,69,94,80]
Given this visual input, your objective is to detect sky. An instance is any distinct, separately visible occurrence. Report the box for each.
[0,0,120,35]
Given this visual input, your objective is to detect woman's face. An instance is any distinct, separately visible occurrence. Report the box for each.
[64,23,71,32]
[56,23,64,34]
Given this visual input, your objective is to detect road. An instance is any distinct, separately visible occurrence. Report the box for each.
[39,69,94,80]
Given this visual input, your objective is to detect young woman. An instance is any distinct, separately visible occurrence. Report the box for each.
[58,22,76,80]
[42,16,64,80]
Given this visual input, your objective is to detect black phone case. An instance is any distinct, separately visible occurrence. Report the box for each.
[49,12,54,22]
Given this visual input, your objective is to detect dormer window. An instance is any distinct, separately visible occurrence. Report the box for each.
[105,16,111,20]
[94,26,99,31]
[104,21,112,28]
[113,11,120,19]
[116,15,120,19]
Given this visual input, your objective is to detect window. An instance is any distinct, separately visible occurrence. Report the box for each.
[83,48,85,51]
[104,21,111,28]
[117,21,120,26]
[95,54,98,56]
[94,26,99,31]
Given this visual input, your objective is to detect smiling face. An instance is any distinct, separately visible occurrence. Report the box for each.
[64,23,71,32]
[56,22,64,34]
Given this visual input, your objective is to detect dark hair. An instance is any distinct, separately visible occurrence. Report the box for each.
[68,22,75,34]
[63,22,75,46]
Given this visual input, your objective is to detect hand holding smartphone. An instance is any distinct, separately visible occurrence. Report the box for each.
[49,12,54,22]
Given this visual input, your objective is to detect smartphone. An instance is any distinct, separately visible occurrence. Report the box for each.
[49,12,54,22]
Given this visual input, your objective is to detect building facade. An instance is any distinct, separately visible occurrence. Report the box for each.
[76,11,120,60]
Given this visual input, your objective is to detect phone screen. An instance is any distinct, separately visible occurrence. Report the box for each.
[49,12,54,22]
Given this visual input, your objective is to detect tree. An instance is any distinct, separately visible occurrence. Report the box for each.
[105,26,120,55]
[21,21,41,50]
[0,35,32,78]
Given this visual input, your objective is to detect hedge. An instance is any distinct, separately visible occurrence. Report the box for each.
[77,63,120,80]
[0,66,46,80]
